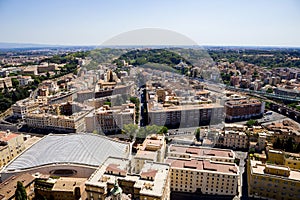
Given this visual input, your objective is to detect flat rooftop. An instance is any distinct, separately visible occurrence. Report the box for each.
[2,133,130,172]
[250,160,300,181]
[52,177,87,192]
[166,158,238,175]
[148,103,223,112]
[168,145,235,159]
[0,173,35,199]
[87,157,170,198]
[225,99,261,106]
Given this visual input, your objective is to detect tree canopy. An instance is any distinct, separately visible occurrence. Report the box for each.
[15,181,27,200]
[113,49,191,69]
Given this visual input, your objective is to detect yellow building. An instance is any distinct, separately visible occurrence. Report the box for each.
[268,149,285,165]
[267,150,300,169]
[165,158,239,196]
[248,160,300,200]
[0,131,25,167]
[284,153,300,170]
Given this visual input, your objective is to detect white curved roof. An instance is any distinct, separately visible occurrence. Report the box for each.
[4,133,130,171]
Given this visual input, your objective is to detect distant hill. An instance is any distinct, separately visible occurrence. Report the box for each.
[113,49,191,67]
[0,42,63,49]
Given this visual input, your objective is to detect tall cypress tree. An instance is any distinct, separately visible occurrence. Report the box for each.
[15,181,27,200]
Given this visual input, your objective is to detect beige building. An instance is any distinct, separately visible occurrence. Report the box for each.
[248,160,300,200]
[0,173,35,200]
[17,75,34,86]
[26,112,88,133]
[133,134,166,174]
[25,102,93,133]
[12,99,41,119]
[35,176,87,200]
[85,104,135,134]
[217,130,249,149]
[22,65,38,75]
[167,144,236,163]
[0,131,25,167]
[85,157,170,200]
[37,63,59,73]
[165,157,239,196]
[148,103,224,128]
[0,77,12,89]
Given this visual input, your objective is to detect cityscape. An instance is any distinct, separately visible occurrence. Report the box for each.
[0,1,300,200]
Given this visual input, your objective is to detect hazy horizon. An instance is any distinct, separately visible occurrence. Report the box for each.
[1,0,299,47]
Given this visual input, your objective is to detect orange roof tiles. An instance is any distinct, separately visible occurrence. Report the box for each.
[166,158,238,174]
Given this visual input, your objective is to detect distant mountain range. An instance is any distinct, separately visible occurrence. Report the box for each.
[0,42,66,49]
[0,42,299,50]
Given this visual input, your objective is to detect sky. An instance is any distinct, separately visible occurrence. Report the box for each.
[0,0,299,47]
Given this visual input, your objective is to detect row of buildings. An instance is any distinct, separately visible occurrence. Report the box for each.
[0,133,241,199]
[248,149,300,200]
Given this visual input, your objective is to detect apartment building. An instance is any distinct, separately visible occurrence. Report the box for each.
[274,85,300,97]
[25,102,93,133]
[248,160,300,200]
[133,134,166,174]
[148,103,224,128]
[225,99,265,121]
[268,149,300,170]
[0,131,25,167]
[22,65,38,75]
[37,63,59,73]
[12,99,41,119]
[217,130,249,150]
[167,144,236,163]
[165,157,239,196]
[17,75,34,86]
[85,157,170,200]
[85,104,135,134]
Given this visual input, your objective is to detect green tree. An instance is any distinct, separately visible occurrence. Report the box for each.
[15,181,27,200]
[246,119,258,127]
[11,78,20,88]
[266,87,273,94]
[195,128,200,142]
[159,126,168,134]
[123,124,138,139]
[273,137,282,149]
[284,137,294,152]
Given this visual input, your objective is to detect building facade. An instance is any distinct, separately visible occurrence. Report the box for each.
[225,99,264,121]
[133,134,166,174]
[248,160,300,200]
[85,157,170,200]
[165,158,239,196]
[0,131,25,167]
[85,104,135,134]
[148,103,224,128]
